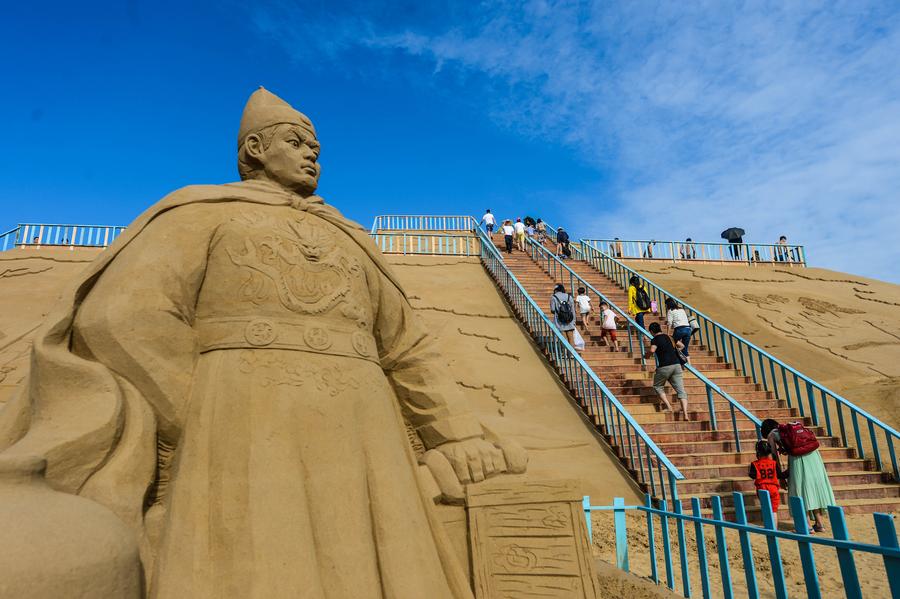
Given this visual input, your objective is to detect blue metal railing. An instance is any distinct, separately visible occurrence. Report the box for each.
[370,232,479,256]
[523,236,762,452]
[370,214,478,234]
[0,223,127,250]
[580,242,900,481]
[585,492,900,599]
[476,225,685,501]
[588,237,807,266]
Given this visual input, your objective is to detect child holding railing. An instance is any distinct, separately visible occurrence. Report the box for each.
[749,440,789,527]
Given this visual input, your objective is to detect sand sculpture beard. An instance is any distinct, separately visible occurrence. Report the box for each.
[0,88,530,599]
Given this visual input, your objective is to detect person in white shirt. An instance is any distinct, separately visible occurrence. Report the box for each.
[513,218,527,251]
[665,297,692,360]
[599,301,620,352]
[501,220,515,254]
[574,287,592,334]
[481,210,496,234]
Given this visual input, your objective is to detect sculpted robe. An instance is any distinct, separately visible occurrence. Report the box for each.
[0,180,476,598]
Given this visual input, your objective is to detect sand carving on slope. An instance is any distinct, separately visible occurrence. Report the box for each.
[0,265,53,279]
[0,88,539,599]
[413,304,511,318]
[457,380,507,416]
[457,327,502,341]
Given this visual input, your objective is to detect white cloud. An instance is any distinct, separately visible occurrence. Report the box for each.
[255,1,900,281]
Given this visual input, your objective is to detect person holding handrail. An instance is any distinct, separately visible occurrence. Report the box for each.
[628,276,652,330]
[645,322,690,420]
[760,418,836,533]
[665,298,693,361]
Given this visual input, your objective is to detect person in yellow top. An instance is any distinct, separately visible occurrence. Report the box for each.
[628,275,652,329]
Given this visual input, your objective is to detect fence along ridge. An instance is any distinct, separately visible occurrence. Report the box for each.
[578,242,900,482]
[475,225,685,501]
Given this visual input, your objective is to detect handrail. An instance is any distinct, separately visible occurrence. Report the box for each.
[580,242,900,480]
[369,215,479,234]
[524,237,761,451]
[370,232,479,256]
[476,225,684,501]
[587,237,807,266]
[585,492,900,598]
[0,227,18,251]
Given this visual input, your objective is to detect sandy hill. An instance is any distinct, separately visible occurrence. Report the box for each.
[0,247,639,505]
[625,261,900,431]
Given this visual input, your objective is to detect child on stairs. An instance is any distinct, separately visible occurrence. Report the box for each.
[749,440,789,527]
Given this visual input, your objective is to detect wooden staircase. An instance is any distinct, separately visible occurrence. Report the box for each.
[489,236,900,516]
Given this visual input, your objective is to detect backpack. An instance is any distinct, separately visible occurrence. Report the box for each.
[555,294,575,325]
[635,286,652,311]
[777,422,820,456]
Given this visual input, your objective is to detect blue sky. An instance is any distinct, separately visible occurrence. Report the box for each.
[3,1,899,281]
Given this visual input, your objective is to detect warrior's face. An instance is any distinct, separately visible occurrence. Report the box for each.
[247,125,320,196]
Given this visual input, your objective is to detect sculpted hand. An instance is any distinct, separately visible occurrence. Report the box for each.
[421,434,528,504]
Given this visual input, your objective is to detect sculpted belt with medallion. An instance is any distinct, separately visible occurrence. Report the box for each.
[195,315,379,363]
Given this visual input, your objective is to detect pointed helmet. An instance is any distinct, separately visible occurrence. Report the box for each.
[237,87,316,148]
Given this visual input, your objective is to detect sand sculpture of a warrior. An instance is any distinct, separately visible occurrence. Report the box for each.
[0,88,526,598]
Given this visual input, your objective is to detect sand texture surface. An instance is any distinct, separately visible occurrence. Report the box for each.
[626,261,900,432]
[0,248,102,403]
[388,255,641,503]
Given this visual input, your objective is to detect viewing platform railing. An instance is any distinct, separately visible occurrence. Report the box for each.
[0,223,126,250]
[524,236,762,452]
[477,225,684,501]
[370,215,478,234]
[585,238,807,266]
[579,242,900,481]
[370,232,479,256]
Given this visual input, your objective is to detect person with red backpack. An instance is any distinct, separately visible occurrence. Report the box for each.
[749,440,789,527]
[761,418,836,533]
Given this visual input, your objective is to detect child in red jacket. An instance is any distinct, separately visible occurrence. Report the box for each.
[749,440,789,526]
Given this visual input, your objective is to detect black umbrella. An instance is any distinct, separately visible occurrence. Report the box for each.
[721,227,745,241]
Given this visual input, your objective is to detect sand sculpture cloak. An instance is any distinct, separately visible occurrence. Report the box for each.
[0,178,482,597]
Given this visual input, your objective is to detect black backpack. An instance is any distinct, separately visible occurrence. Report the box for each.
[556,294,575,325]
[635,286,652,310]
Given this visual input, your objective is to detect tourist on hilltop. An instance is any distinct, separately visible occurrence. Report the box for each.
[599,301,620,352]
[610,238,624,258]
[643,240,656,259]
[574,287,592,335]
[776,235,792,262]
[749,440,789,527]
[680,238,696,260]
[514,217,527,252]
[760,419,836,533]
[556,227,571,260]
[536,219,547,244]
[628,275,652,329]
[501,219,515,254]
[645,322,690,419]
[480,209,496,234]
[665,297,692,361]
[550,284,577,346]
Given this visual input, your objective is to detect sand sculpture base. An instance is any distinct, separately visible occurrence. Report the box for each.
[466,479,601,599]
